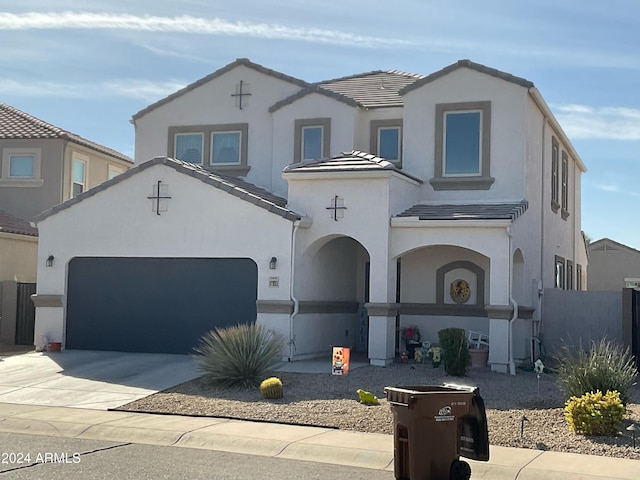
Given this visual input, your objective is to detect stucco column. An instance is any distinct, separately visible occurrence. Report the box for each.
[366,255,398,366]
[256,300,295,362]
[485,305,513,373]
[365,303,399,366]
[31,294,64,350]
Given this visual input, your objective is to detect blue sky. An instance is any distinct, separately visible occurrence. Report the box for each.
[1,1,639,248]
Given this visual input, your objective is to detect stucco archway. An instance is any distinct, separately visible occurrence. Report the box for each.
[292,235,371,357]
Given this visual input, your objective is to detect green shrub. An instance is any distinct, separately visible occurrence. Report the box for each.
[556,338,638,405]
[193,323,284,389]
[437,328,470,376]
[564,390,625,436]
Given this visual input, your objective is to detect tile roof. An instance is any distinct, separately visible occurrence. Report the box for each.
[396,201,528,221]
[283,150,422,183]
[0,103,133,164]
[132,58,310,121]
[318,70,425,108]
[399,59,534,95]
[35,157,301,223]
[0,209,38,237]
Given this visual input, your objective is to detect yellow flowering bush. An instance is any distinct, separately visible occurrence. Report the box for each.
[564,390,625,436]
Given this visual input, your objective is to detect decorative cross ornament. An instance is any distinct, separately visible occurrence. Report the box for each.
[147,180,172,215]
[231,80,252,110]
[326,195,347,221]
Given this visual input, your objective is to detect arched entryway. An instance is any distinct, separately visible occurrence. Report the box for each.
[292,235,370,358]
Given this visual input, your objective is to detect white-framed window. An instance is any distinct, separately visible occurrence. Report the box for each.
[169,124,249,175]
[294,118,331,163]
[72,157,86,198]
[576,264,583,290]
[174,133,204,164]
[378,127,401,162]
[370,119,402,167]
[302,126,323,160]
[211,131,241,165]
[551,137,559,212]
[108,165,124,180]
[555,256,565,289]
[1,147,42,186]
[443,110,482,176]
[561,151,569,219]
[432,101,493,190]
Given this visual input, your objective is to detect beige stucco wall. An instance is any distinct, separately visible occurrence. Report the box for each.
[0,232,38,283]
[587,241,640,291]
[0,138,64,221]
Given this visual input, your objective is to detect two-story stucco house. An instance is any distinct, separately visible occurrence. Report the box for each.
[32,59,587,373]
[0,103,133,346]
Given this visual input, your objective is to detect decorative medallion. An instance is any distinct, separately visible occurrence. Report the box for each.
[326,195,347,221]
[147,180,171,215]
[450,279,471,304]
[231,80,251,110]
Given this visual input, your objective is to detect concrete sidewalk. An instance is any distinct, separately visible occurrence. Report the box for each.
[0,403,638,479]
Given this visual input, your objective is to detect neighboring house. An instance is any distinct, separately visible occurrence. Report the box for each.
[33,59,587,373]
[0,103,133,345]
[0,103,134,222]
[587,238,640,291]
[0,209,38,345]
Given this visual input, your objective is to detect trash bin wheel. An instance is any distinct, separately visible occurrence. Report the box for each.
[450,460,471,480]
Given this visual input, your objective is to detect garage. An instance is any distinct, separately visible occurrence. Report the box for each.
[65,257,258,354]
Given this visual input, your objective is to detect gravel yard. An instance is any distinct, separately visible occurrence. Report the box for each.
[118,362,640,460]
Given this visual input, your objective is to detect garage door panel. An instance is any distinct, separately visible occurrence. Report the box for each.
[66,257,257,354]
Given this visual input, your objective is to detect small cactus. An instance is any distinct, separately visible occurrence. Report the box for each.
[260,377,283,399]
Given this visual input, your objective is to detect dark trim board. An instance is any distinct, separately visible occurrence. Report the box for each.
[65,257,257,354]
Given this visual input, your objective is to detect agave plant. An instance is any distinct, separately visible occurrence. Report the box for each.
[556,338,638,405]
[193,322,284,389]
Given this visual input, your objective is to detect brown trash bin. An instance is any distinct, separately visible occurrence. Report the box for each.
[384,383,489,480]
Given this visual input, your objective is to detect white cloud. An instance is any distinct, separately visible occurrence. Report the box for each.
[0,11,414,48]
[552,104,640,141]
[0,78,186,101]
[596,183,640,197]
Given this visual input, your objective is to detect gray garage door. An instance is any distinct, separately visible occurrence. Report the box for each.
[66,257,257,354]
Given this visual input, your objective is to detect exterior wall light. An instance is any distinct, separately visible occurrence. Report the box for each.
[269,257,277,270]
[46,255,55,267]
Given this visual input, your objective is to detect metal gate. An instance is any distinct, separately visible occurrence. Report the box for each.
[15,282,36,345]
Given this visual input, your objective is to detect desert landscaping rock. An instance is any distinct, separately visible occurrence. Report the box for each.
[118,363,640,460]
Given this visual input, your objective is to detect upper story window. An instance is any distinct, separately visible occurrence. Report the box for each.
[174,133,204,164]
[561,151,569,220]
[294,118,331,163]
[108,165,124,180]
[302,126,323,160]
[444,111,482,175]
[370,119,402,167]
[72,157,87,198]
[9,155,35,178]
[211,131,241,165]
[431,101,494,191]
[168,124,249,176]
[0,147,43,187]
[551,137,560,212]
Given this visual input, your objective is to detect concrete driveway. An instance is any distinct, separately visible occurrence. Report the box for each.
[0,350,200,410]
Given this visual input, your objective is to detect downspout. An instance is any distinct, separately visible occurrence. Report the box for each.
[507,225,518,375]
[537,114,547,355]
[288,220,301,360]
